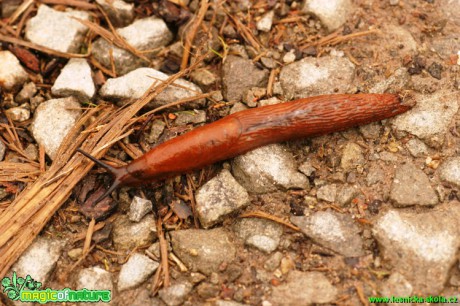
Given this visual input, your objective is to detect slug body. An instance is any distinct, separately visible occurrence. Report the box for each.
[78,93,413,199]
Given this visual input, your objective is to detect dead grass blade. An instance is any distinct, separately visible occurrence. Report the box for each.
[239,211,301,231]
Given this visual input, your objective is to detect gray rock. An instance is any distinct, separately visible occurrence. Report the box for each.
[158,281,193,306]
[257,10,274,32]
[359,122,382,140]
[146,119,166,143]
[189,69,217,88]
[95,0,134,27]
[5,106,30,122]
[279,56,355,100]
[392,91,458,148]
[232,144,309,193]
[0,51,29,91]
[25,5,90,53]
[0,140,6,161]
[336,184,359,206]
[112,214,157,250]
[264,251,283,271]
[131,289,162,306]
[259,97,281,107]
[270,271,338,304]
[91,17,173,74]
[51,58,95,101]
[405,138,428,157]
[196,169,250,228]
[99,67,204,109]
[174,110,206,126]
[31,97,82,160]
[76,267,113,305]
[118,253,159,291]
[128,196,153,222]
[222,55,269,101]
[389,162,438,207]
[317,184,337,203]
[302,0,352,32]
[15,82,37,103]
[379,151,398,163]
[341,142,365,171]
[291,210,365,257]
[170,227,236,275]
[229,102,248,114]
[369,67,410,95]
[439,157,460,188]
[373,203,460,294]
[10,237,65,284]
[379,272,413,298]
[298,161,316,177]
[366,164,385,186]
[234,218,283,254]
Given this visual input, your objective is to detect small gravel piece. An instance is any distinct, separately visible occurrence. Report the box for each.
[128,196,153,222]
[112,214,157,250]
[279,55,355,100]
[341,142,365,171]
[118,253,159,291]
[30,97,82,160]
[76,267,113,305]
[270,271,338,304]
[302,0,353,32]
[25,5,90,53]
[189,69,217,88]
[389,162,438,207]
[317,184,337,203]
[0,50,29,91]
[196,169,250,228]
[439,157,460,188]
[95,0,134,27]
[379,272,413,298]
[170,227,236,275]
[5,106,30,122]
[51,58,95,101]
[405,138,428,157]
[173,110,206,126]
[234,218,283,254]
[15,82,37,103]
[291,210,365,257]
[10,237,66,285]
[158,281,193,306]
[232,144,309,193]
[257,10,274,32]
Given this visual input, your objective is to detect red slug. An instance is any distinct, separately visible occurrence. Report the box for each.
[78,93,414,201]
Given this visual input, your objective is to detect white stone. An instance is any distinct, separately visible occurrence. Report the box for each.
[118,253,159,291]
[52,58,95,101]
[0,51,29,91]
[257,11,274,32]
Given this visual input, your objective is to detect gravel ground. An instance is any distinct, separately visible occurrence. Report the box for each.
[1,0,460,305]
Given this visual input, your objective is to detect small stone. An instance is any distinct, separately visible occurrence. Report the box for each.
[366,164,385,186]
[5,106,30,122]
[15,82,37,103]
[118,253,159,291]
[128,196,153,222]
[298,161,316,177]
[112,214,157,250]
[25,5,90,53]
[95,0,134,27]
[389,0,399,5]
[158,281,193,306]
[291,210,365,257]
[10,237,66,284]
[76,267,113,305]
[243,87,267,107]
[264,251,283,271]
[270,271,338,304]
[359,122,382,140]
[439,157,460,188]
[336,184,359,206]
[196,169,250,228]
[232,144,309,193]
[234,218,283,254]
[189,69,217,88]
[0,50,29,91]
[427,62,443,80]
[389,162,438,207]
[302,0,352,32]
[31,97,82,160]
[51,58,95,101]
[380,272,413,297]
[257,10,274,32]
[316,184,337,203]
[30,95,45,111]
[282,50,296,64]
[67,248,83,261]
[405,138,428,157]
[0,140,6,161]
[229,102,248,114]
[196,282,220,299]
[260,57,278,69]
[341,142,365,171]
[170,227,236,275]
[146,120,166,143]
[174,110,206,126]
[259,97,281,107]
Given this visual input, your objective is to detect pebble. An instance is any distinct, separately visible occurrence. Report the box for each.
[373,203,460,294]
[0,50,29,91]
[369,67,410,95]
[341,142,365,171]
[232,144,309,193]
[282,50,296,64]
[316,184,337,203]
[392,91,458,148]
[92,17,173,75]
[25,5,90,53]
[336,184,359,206]
[291,210,365,257]
[195,169,250,228]
[302,0,352,32]
[169,227,236,275]
[77,267,113,306]
[298,161,316,177]
[264,251,283,271]
[222,55,269,101]
[439,157,460,188]
[389,162,438,207]
[118,253,159,291]
[51,58,95,101]
[405,138,428,157]
[234,218,283,254]
[279,55,355,100]
[30,97,82,160]
[99,67,204,109]
[5,106,30,122]
[158,281,193,306]
[173,110,206,126]
[15,82,37,103]
[112,214,157,250]
[270,271,338,304]
[366,164,385,186]
[379,272,413,298]
[95,0,134,27]
[229,102,248,114]
[10,237,66,284]
[0,140,6,161]
[189,69,217,88]
[67,248,82,261]
[256,10,274,32]
[128,196,153,222]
